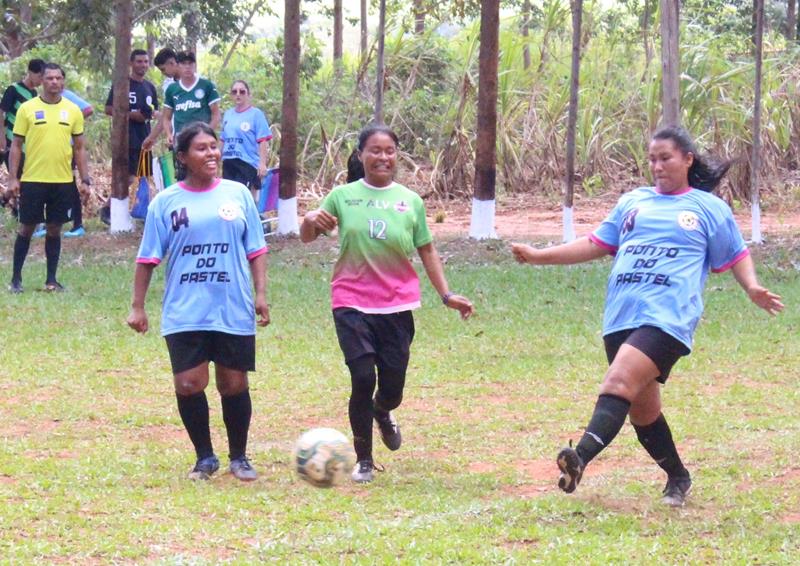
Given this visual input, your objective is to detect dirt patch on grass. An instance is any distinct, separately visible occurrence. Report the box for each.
[781,513,800,524]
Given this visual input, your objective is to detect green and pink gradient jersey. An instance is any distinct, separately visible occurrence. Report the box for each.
[321,179,433,314]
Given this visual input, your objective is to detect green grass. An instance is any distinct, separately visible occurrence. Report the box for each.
[0,227,799,564]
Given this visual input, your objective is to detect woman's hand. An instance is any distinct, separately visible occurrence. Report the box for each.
[747,285,784,316]
[307,209,338,233]
[255,298,271,327]
[445,294,474,320]
[127,306,149,333]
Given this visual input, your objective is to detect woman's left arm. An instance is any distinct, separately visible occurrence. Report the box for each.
[730,254,784,315]
[249,253,270,326]
[417,242,474,320]
[257,140,269,178]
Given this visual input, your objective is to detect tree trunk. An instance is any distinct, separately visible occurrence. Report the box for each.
[521,0,531,70]
[659,0,680,127]
[374,0,387,124]
[470,0,499,240]
[110,0,133,233]
[642,0,653,74]
[750,0,764,243]
[279,0,301,235]
[563,0,583,243]
[333,0,343,72]
[183,9,200,54]
[787,0,797,41]
[360,0,368,58]
[414,0,425,34]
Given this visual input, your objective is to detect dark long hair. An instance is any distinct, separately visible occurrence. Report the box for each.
[176,122,218,156]
[346,124,400,182]
[652,126,731,192]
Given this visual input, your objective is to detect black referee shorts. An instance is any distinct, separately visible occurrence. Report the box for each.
[164,331,256,374]
[604,325,689,384]
[333,308,415,369]
[18,181,74,225]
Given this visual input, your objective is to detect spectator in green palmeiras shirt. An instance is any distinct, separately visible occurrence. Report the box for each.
[142,50,220,181]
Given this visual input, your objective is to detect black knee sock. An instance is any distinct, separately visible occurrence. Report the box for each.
[176,391,214,459]
[221,389,252,461]
[575,393,631,465]
[633,413,689,479]
[12,234,31,282]
[374,366,406,415]
[347,355,377,462]
[44,235,61,283]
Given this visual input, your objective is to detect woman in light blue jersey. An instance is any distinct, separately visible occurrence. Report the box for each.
[511,126,783,507]
[127,122,269,483]
[220,80,272,199]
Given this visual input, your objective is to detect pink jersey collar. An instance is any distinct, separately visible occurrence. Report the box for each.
[178,178,222,193]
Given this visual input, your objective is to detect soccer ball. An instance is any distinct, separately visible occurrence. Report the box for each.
[293,428,356,487]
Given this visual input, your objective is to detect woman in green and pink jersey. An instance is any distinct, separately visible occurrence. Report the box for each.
[301,124,474,483]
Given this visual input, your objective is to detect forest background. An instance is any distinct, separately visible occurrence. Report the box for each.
[1,0,799,212]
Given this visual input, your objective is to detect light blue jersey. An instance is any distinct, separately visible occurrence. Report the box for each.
[220,106,272,170]
[62,89,91,113]
[590,187,748,350]
[136,178,268,336]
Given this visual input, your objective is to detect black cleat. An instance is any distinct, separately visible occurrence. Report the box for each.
[351,459,376,483]
[188,455,220,480]
[661,475,692,507]
[229,456,258,481]
[557,444,584,494]
[375,410,402,451]
[8,279,23,294]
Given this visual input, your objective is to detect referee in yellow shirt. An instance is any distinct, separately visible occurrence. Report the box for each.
[6,63,90,293]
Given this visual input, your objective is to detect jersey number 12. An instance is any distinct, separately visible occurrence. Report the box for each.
[368,219,387,240]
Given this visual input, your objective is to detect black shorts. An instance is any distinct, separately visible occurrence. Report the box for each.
[18,181,75,225]
[223,158,260,192]
[164,331,256,374]
[604,325,689,384]
[333,308,415,368]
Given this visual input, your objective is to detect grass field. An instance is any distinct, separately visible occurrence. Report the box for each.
[1,223,799,564]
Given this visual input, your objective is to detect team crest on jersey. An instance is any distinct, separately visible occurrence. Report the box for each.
[194,88,205,99]
[621,208,639,235]
[240,121,251,132]
[677,210,699,231]
[146,95,153,106]
[218,201,243,221]
[34,110,45,120]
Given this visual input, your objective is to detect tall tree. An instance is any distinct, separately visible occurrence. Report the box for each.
[750,0,764,243]
[279,0,301,235]
[360,0,368,58]
[660,0,680,126]
[521,0,532,70]
[787,0,797,41]
[374,0,387,123]
[563,0,584,243]
[110,0,134,233]
[470,0,499,240]
[414,0,426,34]
[333,0,343,72]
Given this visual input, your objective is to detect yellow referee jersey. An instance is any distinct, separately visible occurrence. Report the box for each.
[13,96,84,183]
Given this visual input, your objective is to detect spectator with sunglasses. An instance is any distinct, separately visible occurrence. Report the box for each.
[220,80,272,199]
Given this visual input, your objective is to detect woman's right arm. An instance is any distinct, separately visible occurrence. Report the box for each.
[127,263,156,333]
[511,236,608,265]
[300,209,338,243]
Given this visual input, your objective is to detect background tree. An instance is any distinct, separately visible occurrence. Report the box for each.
[470,0,499,240]
[787,0,797,40]
[750,0,765,243]
[660,0,680,126]
[333,0,343,73]
[563,0,584,243]
[374,0,387,123]
[280,0,301,235]
[109,0,133,233]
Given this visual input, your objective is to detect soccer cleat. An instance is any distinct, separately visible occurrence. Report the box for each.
[32,226,46,238]
[557,444,585,494]
[44,281,65,292]
[8,280,23,294]
[375,410,402,451]
[229,456,258,482]
[351,460,376,483]
[661,475,692,507]
[64,226,85,238]
[188,455,220,481]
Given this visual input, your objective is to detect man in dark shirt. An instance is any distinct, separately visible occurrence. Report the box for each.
[0,58,45,178]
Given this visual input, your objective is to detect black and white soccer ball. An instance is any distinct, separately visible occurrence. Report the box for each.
[293,428,356,487]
